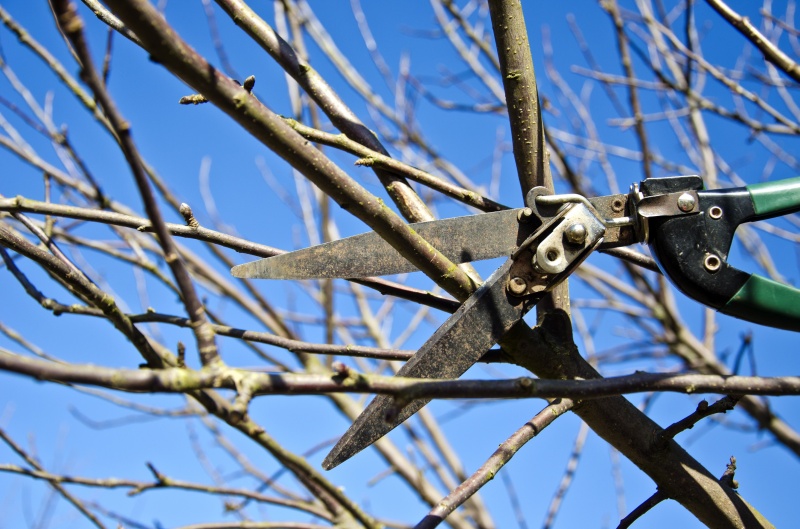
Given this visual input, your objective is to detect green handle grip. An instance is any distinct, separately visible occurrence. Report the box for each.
[727,177,800,331]
[747,176,800,218]
[723,274,800,332]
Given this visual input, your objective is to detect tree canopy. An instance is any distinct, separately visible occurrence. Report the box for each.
[1,1,799,528]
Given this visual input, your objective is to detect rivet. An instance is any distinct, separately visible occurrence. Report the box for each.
[564,223,587,245]
[708,206,723,219]
[507,276,528,295]
[677,193,696,212]
[704,254,721,273]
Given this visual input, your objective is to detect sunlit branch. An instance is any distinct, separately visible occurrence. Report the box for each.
[0,463,332,521]
[0,196,460,312]
[0,428,106,529]
[130,312,415,361]
[53,0,221,366]
[542,422,589,529]
[2,350,799,399]
[604,0,653,180]
[415,398,575,529]
[103,0,476,301]
[284,118,507,212]
[0,221,163,365]
[213,0,435,224]
[707,0,800,84]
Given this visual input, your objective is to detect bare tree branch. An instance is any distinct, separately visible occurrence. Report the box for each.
[707,0,800,84]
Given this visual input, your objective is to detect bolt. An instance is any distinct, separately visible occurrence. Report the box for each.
[677,193,696,212]
[704,254,721,273]
[564,223,587,245]
[517,207,533,222]
[507,276,528,295]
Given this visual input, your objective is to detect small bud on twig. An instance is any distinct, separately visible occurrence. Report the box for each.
[176,341,186,367]
[179,203,200,228]
[332,361,350,377]
[354,157,374,167]
[243,75,255,92]
[179,93,208,105]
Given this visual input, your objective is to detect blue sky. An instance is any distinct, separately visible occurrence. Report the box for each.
[1,1,799,528]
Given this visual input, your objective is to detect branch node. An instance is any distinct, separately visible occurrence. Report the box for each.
[228,371,253,425]
[176,341,186,368]
[355,157,376,167]
[145,462,167,484]
[720,455,739,490]
[516,377,534,392]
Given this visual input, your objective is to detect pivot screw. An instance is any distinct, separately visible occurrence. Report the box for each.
[507,276,528,295]
[704,253,721,273]
[677,193,696,212]
[565,223,587,245]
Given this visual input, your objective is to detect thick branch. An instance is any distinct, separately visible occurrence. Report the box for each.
[213,0,434,223]
[498,316,773,529]
[2,352,798,400]
[102,0,475,301]
[487,0,568,315]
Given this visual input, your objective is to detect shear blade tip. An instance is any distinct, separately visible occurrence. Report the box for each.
[231,263,256,278]
[321,447,348,470]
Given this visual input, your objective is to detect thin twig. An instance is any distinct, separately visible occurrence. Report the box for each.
[0,428,107,528]
[52,0,221,366]
[414,399,574,529]
[707,0,800,83]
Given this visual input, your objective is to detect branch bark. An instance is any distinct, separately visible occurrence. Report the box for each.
[707,0,800,84]
[487,0,569,315]
[2,351,798,400]
[52,0,221,366]
[101,0,477,302]
[213,0,434,224]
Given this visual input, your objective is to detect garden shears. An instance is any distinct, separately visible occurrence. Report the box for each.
[232,175,800,469]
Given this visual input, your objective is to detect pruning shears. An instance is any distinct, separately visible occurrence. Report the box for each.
[231,175,800,469]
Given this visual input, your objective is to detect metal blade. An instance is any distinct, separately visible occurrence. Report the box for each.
[231,208,522,279]
[322,258,525,470]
